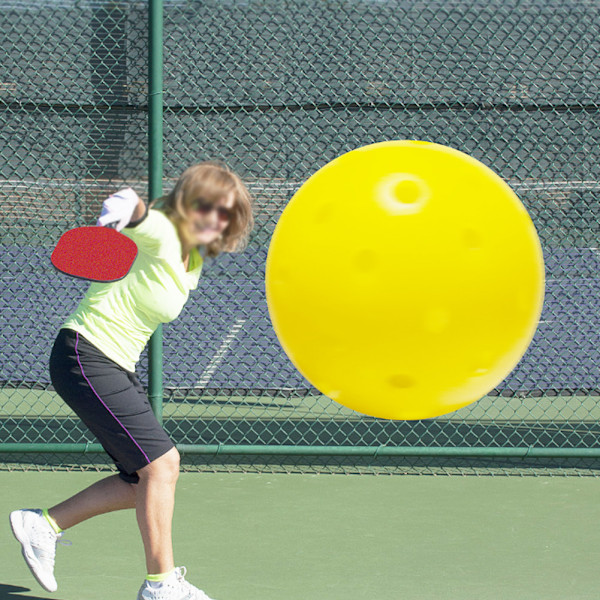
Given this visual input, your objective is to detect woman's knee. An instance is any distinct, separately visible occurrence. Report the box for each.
[138,447,180,482]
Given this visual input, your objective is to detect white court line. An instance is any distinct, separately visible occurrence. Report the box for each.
[195,318,247,388]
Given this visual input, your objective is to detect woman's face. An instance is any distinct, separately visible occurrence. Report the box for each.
[178,190,236,250]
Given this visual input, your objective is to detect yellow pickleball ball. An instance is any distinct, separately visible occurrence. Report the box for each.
[265,141,545,420]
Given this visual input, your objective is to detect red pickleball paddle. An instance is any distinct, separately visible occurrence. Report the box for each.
[51,226,138,282]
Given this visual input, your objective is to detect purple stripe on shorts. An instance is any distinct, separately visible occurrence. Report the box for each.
[74,333,151,465]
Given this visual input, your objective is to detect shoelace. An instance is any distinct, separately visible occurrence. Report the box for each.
[173,567,212,600]
[175,567,194,591]
[32,530,71,563]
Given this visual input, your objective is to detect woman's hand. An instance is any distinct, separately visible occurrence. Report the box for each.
[97,188,143,231]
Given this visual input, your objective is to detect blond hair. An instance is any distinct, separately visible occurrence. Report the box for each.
[150,162,254,258]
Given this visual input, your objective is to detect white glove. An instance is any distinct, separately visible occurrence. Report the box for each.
[96,188,141,231]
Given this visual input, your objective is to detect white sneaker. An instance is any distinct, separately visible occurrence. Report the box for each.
[9,509,64,592]
[137,567,216,600]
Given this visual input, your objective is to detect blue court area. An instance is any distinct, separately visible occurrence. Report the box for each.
[1,244,599,396]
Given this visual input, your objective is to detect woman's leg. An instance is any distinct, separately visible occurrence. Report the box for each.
[135,447,180,574]
[48,447,180,576]
[48,473,136,530]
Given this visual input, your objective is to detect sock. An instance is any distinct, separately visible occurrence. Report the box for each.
[42,509,63,534]
[146,569,175,588]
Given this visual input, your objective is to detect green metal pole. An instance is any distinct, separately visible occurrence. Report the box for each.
[173,445,600,459]
[2,443,600,459]
[148,0,164,423]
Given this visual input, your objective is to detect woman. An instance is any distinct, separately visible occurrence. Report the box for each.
[9,162,254,600]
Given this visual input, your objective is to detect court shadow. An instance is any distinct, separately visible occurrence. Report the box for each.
[0,584,64,600]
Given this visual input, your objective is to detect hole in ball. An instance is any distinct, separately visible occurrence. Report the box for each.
[388,374,416,389]
[463,228,483,250]
[353,249,377,273]
[394,179,421,205]
[376,174,430,215]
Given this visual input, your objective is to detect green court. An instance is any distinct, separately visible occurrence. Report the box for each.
[2,472,599,600]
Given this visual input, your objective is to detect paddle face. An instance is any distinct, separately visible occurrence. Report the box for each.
[51,226,138,282]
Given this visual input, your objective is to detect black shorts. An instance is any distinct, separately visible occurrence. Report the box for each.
[49,328,174,484]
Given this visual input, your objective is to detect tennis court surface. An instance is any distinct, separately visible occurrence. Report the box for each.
[2,471,600,600]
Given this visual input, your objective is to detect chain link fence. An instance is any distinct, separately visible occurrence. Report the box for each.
[1,0,599,475]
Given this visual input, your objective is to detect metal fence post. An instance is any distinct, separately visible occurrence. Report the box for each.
[148,0,164,423]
